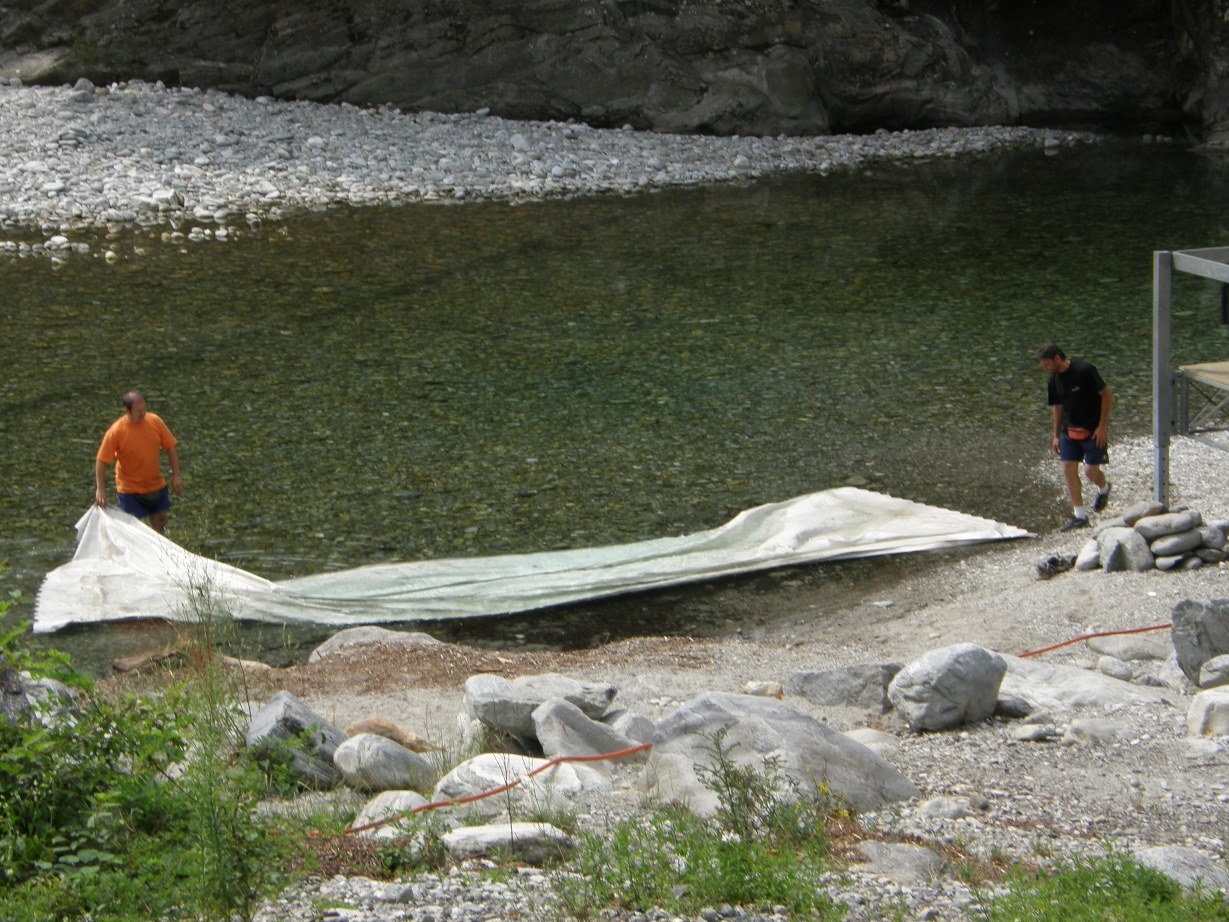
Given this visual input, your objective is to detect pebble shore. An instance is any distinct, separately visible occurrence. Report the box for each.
[253,697,1225,922]
[0,77,1096,260]
[253,699,1226,922]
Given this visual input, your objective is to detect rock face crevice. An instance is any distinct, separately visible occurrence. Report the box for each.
[0,0,1219,138]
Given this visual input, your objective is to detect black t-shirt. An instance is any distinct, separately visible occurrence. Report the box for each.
[1047,359,1107,430]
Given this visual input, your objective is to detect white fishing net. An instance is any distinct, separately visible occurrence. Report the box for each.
[33,488,1028,633]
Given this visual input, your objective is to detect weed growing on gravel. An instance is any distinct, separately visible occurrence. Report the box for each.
[552,728,844,919]
[424,717,486,787]
[1028,835,1058,859]
[515,800,580,834]
[953,855,994,886]
[377,814,452,875]
[172,573,294,919]
[977,845,1229,921]
[694,727,838,852]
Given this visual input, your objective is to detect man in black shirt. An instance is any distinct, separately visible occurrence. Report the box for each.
[1036,343,1113,532]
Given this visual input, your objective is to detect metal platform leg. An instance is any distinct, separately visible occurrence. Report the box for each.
[1153,250,1171,506]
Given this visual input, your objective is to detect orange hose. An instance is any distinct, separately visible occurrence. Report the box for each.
[1018,622,1171,658]
[334,625,1174,838]
[343,741,653,836]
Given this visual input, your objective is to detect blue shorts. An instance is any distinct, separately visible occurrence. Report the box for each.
[118,487,171,519]
[1058,432,1109,466]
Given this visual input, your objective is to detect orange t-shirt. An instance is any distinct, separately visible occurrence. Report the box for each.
[96,412,177,495]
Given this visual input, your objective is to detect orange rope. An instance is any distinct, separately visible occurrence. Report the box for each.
[328,625,1173,838]
[1018,622,1172,658]
[343,741,653,835]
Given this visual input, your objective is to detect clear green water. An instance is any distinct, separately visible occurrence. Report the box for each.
[3,141,1228,669]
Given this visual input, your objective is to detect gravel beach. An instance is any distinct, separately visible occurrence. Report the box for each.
[6,77,1225,919]
[0,78,1095,259]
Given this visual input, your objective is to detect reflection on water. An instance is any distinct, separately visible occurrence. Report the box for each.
[3,142,1228,670]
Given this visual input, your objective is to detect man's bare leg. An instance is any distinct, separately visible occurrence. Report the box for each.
[1061,460,1084,513]
[1084,463,1106,493]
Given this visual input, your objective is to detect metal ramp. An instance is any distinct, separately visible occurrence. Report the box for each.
[1153,247,1229,505]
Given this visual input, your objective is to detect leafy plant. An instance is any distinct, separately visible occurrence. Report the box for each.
[0,571,297,921]
[556,801,842,919]
[0,681,190,885]
[0,618,90,692]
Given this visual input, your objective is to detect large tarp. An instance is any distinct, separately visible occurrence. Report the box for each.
[33,488,1028,633]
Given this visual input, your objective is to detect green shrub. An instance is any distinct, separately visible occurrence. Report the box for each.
[552,727,844,919]
[557,802,842,918]
[0,573,297,922]
[979,845,1229,922]
[0,673,201,917]
[0,682,190,885]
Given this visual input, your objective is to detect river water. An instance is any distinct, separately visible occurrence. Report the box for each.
[3,141,1228,670]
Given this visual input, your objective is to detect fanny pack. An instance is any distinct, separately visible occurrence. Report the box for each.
[1066,426,1093,441]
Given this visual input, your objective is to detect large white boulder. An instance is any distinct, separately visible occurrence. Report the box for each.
[441,822,575,865]
[999,655,1167,712]
[463,673,616,739]
[1171,599,1229,684]
[532,699,647,763]
[350,790,430,840]
[642,692,917,816]
[246,691,347,790]
[1134,845,1229,893]
[308,626,440,663]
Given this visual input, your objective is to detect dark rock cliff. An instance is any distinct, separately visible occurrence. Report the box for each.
[0,0,1225,140]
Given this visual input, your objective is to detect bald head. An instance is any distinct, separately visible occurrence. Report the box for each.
[122,391,147,421]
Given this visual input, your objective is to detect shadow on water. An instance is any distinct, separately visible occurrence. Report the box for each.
[5,141,1229,673]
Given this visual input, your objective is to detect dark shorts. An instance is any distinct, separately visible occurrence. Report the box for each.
[1058,432,1109,466]
[118,487,171,519]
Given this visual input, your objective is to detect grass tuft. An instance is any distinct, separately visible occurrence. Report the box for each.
[552,726,845,919]
[976,844,1229,922]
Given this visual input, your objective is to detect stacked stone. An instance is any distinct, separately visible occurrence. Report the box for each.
[1074,503,1229,573]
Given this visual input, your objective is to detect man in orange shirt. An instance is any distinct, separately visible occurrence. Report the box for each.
[95,390,184,534]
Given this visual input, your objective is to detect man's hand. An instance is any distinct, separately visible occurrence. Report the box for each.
[171,473,184,497]
[95,487,107,507]
[1094,424,1108,449]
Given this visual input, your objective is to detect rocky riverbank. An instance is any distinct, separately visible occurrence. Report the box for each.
[227,437,1229,921]
[0,78,1101,260]
[6,73,1226,919]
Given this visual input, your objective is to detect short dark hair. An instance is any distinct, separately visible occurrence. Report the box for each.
[122,390,143,410]
[1034,343,1065,361]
